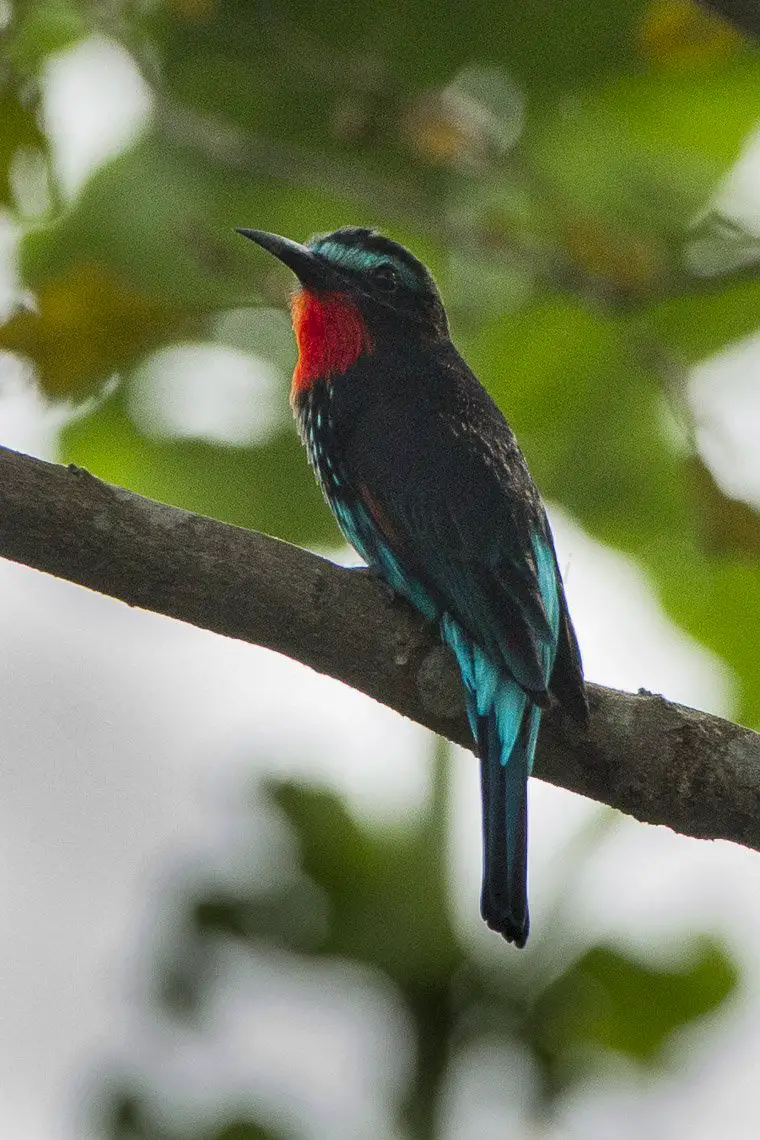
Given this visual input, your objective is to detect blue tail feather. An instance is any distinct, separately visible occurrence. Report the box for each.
[474,691,538,948]
[349,518,563,948]
[443,531,559,947]
[442,616,541,946]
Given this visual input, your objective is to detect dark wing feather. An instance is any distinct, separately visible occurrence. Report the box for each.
[547,549,589,723]
[336,348,568,701]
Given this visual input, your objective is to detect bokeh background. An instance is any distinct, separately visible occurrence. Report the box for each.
[2,0,760,1137]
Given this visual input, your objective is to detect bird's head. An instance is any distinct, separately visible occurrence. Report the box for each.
[238,225,449,394]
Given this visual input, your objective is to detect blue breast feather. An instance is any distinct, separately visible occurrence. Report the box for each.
[332,498,438,618]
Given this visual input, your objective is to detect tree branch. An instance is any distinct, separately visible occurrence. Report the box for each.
[1,443,758,849]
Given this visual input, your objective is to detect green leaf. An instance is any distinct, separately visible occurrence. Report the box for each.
[7,0,90,75]
[60,389,339,547]
[647,273,760,362]
[647,537,760,724]
[530,56,760,236]
[530,938,738,1095]
[270,779,463,982]
[0,83,46,209]
[0,261,203,399]
[18,135,258,309]
[101,1090,288,1140]
[149,0,644,131]
[687,456,760,558]
[207,1122,285,1140]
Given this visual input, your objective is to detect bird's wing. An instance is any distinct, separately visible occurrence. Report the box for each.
[342,381,560,699]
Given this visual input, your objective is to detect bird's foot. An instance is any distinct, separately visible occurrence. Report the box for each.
[353,564,398,605]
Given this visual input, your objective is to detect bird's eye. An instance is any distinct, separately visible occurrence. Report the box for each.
[372,262,400,290]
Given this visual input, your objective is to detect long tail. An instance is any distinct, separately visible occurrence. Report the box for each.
[441,615,541,948]
[476,696,540,948]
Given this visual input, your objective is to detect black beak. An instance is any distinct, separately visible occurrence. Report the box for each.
[236,228,330,289]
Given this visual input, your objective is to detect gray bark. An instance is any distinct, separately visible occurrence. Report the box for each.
[0,443,758,849]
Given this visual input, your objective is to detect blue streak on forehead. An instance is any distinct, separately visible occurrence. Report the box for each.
[308,238,419,287]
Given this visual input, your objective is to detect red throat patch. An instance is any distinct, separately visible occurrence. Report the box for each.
[290,289,374,397]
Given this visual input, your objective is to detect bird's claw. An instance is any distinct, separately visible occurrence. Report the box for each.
[353,564,399,605]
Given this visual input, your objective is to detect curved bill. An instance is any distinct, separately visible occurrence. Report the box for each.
[236,228,331,289]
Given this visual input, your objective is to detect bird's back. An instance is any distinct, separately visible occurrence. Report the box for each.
[316,339,585,718]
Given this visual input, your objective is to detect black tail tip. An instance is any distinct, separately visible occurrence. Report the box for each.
[482,902,530,949]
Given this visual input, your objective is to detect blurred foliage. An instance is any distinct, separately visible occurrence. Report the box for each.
[96,770,738,1139]
[102,1091,287,1140]
[0,0,756,1135]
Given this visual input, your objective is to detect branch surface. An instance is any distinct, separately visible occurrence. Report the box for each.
[1,444,759,850]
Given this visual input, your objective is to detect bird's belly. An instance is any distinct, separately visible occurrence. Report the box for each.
[295,385,437,618]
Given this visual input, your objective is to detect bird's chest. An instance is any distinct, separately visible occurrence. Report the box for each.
[294,383,347,504]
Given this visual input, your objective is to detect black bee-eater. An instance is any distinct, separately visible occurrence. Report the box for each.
[238,225,587,947]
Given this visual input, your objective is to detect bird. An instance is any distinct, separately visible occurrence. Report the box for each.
[238,224,587,947]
